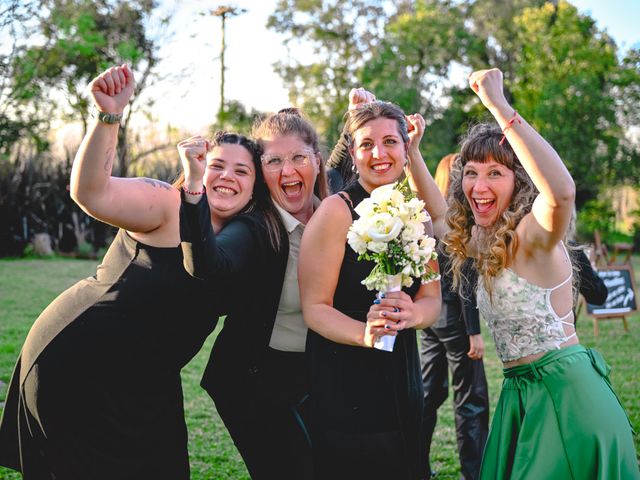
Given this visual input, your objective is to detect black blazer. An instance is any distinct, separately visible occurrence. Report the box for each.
[180,194,289,404]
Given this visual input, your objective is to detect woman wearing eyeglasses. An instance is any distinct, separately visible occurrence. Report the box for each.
[180,108,328,479]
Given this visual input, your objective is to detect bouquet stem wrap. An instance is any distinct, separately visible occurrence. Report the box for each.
[374,273,403,352]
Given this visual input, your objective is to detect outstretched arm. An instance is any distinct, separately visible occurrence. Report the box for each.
[70,64,178,234]
[404,113,448,240]
[468,68,575,251]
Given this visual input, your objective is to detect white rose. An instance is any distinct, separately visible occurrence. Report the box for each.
[401,220,425,242]
[370,183,397,204]
[367,212,403,242]
[351,216,373,236]
[420,236,437,255]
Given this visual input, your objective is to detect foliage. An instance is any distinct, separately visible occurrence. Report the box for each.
[576,197,616,244]
[631,208,640,251]
[361,0,476,114]
[267,0,389,147]
[509,1,623,206]
[267,0,640,209]
[2,0,167,175]
[612,48,640,186]
[0,147,111,257]
[210,100,266,137]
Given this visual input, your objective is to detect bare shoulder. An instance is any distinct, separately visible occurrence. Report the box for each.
[309,193,353,230]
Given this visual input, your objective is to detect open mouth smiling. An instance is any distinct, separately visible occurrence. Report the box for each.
[213,186,237,196]
[473,198,495,213]
[371,162,392,173]
[281,180,303,196]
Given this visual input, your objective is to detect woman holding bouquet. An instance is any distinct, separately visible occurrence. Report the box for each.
[299,100,441,479]
[0,64,278,479]
[440,68,639,478]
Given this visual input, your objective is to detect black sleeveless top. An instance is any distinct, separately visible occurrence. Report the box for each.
[306,181,424,477]
[20,229,216,382]
[0,229,216,477]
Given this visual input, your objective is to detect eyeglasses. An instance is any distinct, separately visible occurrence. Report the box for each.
[260,149,315,172]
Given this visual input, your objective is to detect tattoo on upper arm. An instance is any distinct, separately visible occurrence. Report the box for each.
[141,178,172,191]
[104,147,114,173]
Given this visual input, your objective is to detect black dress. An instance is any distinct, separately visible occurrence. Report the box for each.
[306,181,424,480]
[0,229,216,480]
[419,248,489,480]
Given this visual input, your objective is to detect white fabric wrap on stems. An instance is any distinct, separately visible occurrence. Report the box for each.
[373,273,403,352]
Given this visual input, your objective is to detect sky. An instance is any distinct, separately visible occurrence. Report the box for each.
[147,0,640,134]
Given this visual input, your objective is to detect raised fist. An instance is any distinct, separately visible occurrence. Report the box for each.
[89,64,135,114]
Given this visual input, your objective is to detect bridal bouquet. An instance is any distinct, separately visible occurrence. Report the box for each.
[347,180,440,351]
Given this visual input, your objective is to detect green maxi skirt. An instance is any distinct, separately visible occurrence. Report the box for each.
[479,345,639,479]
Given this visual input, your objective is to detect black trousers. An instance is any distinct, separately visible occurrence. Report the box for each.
[210,348,313,480]
[419,324,489,480]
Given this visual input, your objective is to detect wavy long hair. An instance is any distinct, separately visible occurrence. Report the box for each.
[444,123,538,299]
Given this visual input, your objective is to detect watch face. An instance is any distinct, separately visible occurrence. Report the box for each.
[97,111,123,124]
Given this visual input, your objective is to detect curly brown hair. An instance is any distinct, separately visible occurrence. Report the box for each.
[444,123,538,299]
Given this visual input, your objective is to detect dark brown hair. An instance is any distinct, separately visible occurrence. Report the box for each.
[174,131,283,251]
[344,101,410,147]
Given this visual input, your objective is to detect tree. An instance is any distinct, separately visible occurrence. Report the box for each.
[611,48,640,185]
[212,99,266,137]
[0,1,49,155]
[5,0,166,175]
[268,0,388,147]
[361,1,474,112]
[266,0,638,207]
[509,1,626,205]
[360,0,481,166]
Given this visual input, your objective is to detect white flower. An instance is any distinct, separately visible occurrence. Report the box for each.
[420,236,437,256]
[401,220,425,242]
[347,229,368,254]
[370,183,400,205]
[415,209,430,224]
[367,241,388,253]
[354,197,376,219]
[367,213,403,242]
[347,179,439,292]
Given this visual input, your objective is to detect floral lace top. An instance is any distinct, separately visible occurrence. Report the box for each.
[476,245,576,362]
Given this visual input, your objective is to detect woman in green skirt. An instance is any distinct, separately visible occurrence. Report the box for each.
[431,67,639,479]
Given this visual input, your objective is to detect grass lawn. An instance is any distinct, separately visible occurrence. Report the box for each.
[0,257,638,479]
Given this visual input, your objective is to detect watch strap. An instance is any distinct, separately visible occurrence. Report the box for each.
[97,111,123,124]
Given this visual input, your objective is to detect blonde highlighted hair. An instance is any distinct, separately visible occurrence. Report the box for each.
[434,153,457,197]
[252,107,329,201]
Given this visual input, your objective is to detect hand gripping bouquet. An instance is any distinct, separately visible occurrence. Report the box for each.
[347,179,440,351]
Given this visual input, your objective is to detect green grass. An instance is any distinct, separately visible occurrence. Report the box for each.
[0,258,638,479]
